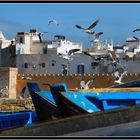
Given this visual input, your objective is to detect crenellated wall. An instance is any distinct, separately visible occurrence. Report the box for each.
[16,73,140,98]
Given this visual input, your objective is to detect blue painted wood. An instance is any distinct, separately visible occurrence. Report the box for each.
[0,111,38,131]
[27,82,140,119]
[51,83,101,116]
[27,82,61,121]
[51,83,140,113]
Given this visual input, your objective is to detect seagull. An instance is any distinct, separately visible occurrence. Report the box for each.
[83,51,93,57]
[75,18,100,35]
[59,49,80,60]
[108,53,120,65]
[114,71,127,84]
[37,32,48,43]
[95,32,103,39]
[48,19,58,26]
[133,28,140,32]
[18,86,26,99]
[80,79,94,89]
[91,32,103,42]
[21,76,32,80]
[133,36,139,41]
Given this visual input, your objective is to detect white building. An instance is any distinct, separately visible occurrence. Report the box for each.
[15,30,82,55]
[0,32,11,49]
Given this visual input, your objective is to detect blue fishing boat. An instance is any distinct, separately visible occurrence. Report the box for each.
[27,81,140,119]
[50,83,140,116]
[27,82,61,121]
[50,83,101,117]
[0,111,38,131]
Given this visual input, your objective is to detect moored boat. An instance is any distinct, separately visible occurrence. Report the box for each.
[27,82,61,121]
[0,111,38,131]
[50,83,140,116]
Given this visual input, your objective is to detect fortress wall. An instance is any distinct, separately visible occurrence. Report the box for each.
[16,73,140,98]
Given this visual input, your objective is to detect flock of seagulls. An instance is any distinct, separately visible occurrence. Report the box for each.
[25,18,127,86]
[107,52,127,84]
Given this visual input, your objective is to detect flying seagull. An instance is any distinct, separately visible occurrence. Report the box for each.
[133,28,140,32]
[91,32,103,42]
[37,32,48,43]
[80,79,94,89]
[114,71,127,84]
[75,18,100,35]
[18,86,26,99]
[68,49,80,56]
[83,51,93,57]
[95,32,103,39]
[133,36,139,41]
[59,49,80,60]
[48,19,58,26]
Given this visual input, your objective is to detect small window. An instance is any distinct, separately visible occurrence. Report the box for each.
[43,47,47,54]
[51,60,56,66]
[19,37,24,44]
[42,63,45,68]
[77,64,85,74]
[24,63,29,68]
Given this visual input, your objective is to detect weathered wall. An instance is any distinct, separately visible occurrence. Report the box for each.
[9,68,18,99]
[16,73,140,98]
[16,50,93,74]
[1,45,16,67]
[0,67,17,99]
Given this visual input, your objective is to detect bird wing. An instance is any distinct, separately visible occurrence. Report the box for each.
[48,20,58,25]
[95,32,103,39]
[75,25,84,30]
[86,80,93,88]
[88,31,95,35]
[113,71,119,77]
[80,80,86,89]
[38,33,42,43]
[68,49,80,56]
[19,86,26,98]
[133,28,140,32]
[121,71,127,78]
[133,36,139,41]
[87,18,100,30]
[83,51,92,57]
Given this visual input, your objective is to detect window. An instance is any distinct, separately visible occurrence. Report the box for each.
[24,63,29,68]
[43,47,47,54]
[51,60,56,66]
[19,37,24,44]
[42,63,45,68]
[77,64,85,74]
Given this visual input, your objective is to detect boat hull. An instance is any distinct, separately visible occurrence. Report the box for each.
[27,83,61,121]
[0,111,38,131]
